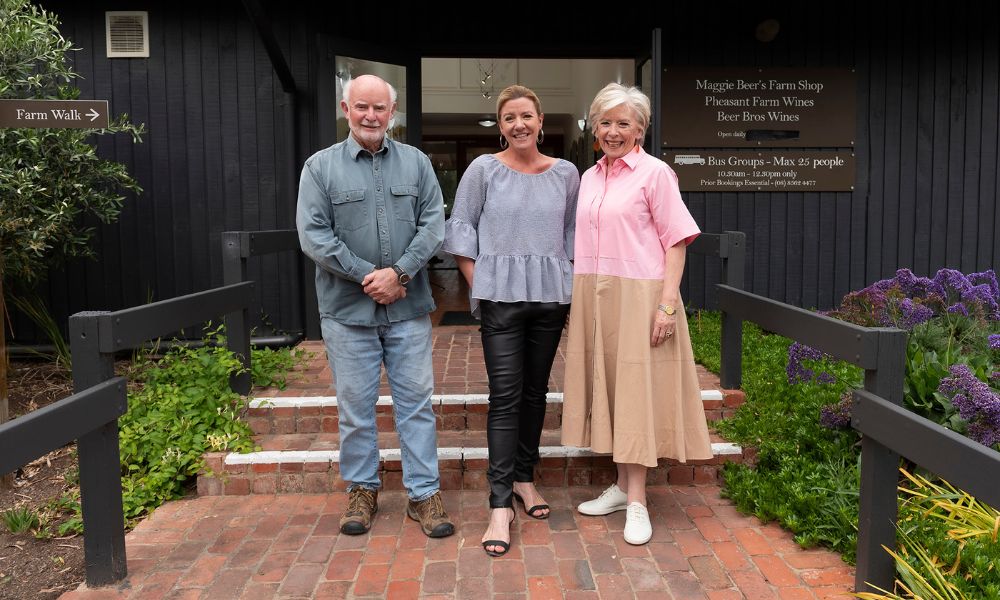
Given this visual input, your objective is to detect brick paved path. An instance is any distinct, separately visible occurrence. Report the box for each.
[62,328,854,599]
[62,487,853,599]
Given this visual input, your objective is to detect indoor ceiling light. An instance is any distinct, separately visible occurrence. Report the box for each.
[478,118,497,127]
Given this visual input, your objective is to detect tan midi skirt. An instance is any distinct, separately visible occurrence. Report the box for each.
[561,274,714,468]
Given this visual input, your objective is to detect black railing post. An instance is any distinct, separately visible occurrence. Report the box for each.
[721,231,746,289]
[302,254,320,340]
[222,232,253,395]
[225,286,254,396]
[719,301,743,390]
[855,329,907,593]
[69,312,127,586]
[719,231,745,390]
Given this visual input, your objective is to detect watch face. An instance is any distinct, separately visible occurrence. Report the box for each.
[399,273,411,284]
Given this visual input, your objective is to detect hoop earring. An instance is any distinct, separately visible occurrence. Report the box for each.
[537,130,545,145]
[499,134,508,149]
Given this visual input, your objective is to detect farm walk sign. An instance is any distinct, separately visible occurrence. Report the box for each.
[0,99,109,129]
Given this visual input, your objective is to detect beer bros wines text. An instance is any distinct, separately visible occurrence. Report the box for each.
[696,79,825,127]
[661,67,855,148]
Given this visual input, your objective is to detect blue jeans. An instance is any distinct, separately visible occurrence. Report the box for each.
[321,315,440,501]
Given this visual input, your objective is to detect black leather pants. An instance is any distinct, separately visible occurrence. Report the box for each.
[480,300,570,508]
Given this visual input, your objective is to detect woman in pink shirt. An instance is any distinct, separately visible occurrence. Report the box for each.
[561,83,713,546]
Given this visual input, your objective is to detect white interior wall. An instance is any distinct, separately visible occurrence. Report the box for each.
[422,58,635,131]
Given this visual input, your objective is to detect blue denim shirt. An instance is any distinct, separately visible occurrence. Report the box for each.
[296,135,444,326]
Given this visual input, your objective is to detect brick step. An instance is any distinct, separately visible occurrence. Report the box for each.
[246,390,745,435]
[197,429,746,497]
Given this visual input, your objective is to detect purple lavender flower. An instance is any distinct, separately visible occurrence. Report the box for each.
[910,276,945,299]
[966,423,1000,448]
[868,278,896,294]
[962,284,1000,319]
[894,268,917,293]
[816,372,837,384]
[989,335,1000,351]
[786,342,836,384]
[934,269,974,300]
[968,270,1000,299]
[897,298,934,329]
[820,395,853,429]
[787,342,821,383]
[938,364,1000,448]
[946,303,969,317]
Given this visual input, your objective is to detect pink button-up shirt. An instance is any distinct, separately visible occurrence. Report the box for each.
[574,146,700,280]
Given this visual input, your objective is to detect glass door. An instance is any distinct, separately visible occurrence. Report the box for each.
[635,28,663,156]
[316,35,421,150]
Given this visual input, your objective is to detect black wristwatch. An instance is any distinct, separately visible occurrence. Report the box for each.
[392,265,411,285]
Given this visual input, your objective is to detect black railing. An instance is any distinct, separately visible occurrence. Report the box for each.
[0,378,128,585]
[676,234,996,592]
[61,280,255,585]
[719,284,907,592]
[221,229,319,350]
[688,230,746,299]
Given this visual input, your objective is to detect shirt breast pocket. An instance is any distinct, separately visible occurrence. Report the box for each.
[390,184,418,223]
[330,189,368,232]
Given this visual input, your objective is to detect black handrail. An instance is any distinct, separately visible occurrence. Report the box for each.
[688,230,746,293]
[221,229,319,353]
[852,390,1000,507]
[64,281,255,585]
[718,282,916,593]
[0,378,127,475]
[0,378,128,586]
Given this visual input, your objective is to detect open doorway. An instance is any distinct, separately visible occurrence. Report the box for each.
[420,58,636,323]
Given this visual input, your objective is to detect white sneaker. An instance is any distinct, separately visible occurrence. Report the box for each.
[577,483,628,516]
[623,502,652,545]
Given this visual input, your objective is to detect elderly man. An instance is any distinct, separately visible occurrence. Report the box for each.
[296,74,452,538]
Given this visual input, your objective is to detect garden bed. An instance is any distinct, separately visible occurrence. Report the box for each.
[689,267,1000,598]
[1,339,301,599]
[1,360,85,600]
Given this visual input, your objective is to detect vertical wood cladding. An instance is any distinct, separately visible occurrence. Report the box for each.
[12,2,999,342]
[15,1,307,343]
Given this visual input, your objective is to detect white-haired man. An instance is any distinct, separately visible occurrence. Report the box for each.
[297,74,452,538]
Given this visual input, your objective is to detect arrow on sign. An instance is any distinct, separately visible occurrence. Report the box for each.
[87,108,100,122]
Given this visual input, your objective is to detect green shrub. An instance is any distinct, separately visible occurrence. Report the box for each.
[60,329,301,532]
[690,310,864,559]
[250,344,303,390]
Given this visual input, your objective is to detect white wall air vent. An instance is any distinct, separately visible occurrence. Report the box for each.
[106,12,149,58]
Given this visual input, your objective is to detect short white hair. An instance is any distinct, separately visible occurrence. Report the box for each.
[342,76,398,106]
[588,83,651,143]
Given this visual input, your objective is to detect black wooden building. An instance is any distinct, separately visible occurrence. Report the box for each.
[13,0,1000,344]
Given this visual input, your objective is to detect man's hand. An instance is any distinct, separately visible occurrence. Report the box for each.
[362,268,406,304]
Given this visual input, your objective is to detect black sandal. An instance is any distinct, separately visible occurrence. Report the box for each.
[482,510,516,557]
[513,491,550,520]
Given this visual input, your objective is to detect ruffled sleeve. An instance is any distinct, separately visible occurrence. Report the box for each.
[442,157,488,259]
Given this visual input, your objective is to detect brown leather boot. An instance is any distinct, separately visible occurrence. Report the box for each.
[406,492,455,538]
[340,487,378,535]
